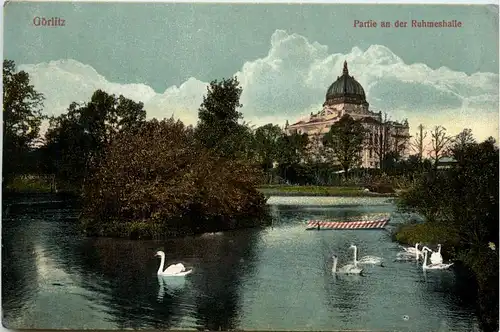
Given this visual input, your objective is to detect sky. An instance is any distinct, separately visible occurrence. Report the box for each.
[3,2,499,143]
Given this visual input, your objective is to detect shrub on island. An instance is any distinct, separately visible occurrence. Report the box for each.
[80,118,270,239]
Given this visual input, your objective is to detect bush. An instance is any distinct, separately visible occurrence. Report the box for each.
[80,118,270,239]
[395,136,499,332]
[394,222,460,258]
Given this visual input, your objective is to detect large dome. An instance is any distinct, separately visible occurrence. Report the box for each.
[324,61,368,106]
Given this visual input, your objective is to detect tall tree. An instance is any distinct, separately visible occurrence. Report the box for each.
[369,113,390,170]
[2,59,45,185]
[254,123,283,180]
[451,128,476,150]
[323,114,366,177]
[410,124,427,162]
[449,128,477,165]
[428,125,452,169]
[391,124,410,161]
[195,77,248,158]
[43,90,146,189]
[304,133,327,164]
[276,131,309,183]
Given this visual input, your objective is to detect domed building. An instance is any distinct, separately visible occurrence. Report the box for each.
[285,61,410,169]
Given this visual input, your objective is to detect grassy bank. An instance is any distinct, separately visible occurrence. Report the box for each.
[3,175,80,196]
[393,221,499,332]
[391,221,461,258]
[258,185,395,197]
[4,175,53,193]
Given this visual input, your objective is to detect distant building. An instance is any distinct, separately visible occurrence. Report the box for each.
[436,156,457,169]
[285,61,411,168]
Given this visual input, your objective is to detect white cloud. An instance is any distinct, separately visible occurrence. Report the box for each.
[19,29,498,142]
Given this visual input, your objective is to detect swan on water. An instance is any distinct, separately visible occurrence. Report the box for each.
[421,245,444,264]
[395,251,418,261]
[396,243,422,261]
[332,255,363,275]
[155,251,193,276]
[350,245,383,266]
[401,243,423,259]
[422,248,453,270]
[430,244,443,265]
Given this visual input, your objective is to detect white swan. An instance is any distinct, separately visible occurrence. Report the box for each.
[421,245,443,264]
[350,245,383,266]
[401,242,423,259]
[332,255,363,275]
[155,251,193,276]
[430,244,443,265]
[422,248,453,270]
[395,251,418,261]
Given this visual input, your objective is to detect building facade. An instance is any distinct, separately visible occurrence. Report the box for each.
[285,61,410,169]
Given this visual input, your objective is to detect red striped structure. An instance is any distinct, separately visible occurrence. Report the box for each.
[305,217,389,230]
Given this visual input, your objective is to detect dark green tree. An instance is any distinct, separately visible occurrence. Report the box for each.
[43,90,146,191]
[276,131,309,183]
[397,133,499,332]
[2,59,45,185]
[195,77,251,159]
[322,114,367,178]
[254,123,283,181]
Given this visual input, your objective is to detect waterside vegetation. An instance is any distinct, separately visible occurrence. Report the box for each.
[394,132,499,332]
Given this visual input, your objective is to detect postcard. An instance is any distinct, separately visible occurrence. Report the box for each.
[2,2,499,331]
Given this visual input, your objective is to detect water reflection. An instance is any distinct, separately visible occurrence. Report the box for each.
[157,275,187,301]
[2,194,481,331]
[2,220,39,325]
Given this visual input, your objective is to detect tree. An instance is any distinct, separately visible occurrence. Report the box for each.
[450,128,475,151]
[276,131,309,183]
[43,90,146,190]
[2,59,45,185]
[81,118,269,238]
[322,114,367,177]
[410,124,427,162]
[391,124,410,161]
[369,113,390,170]
[195,77,248,159]
[254,124,283,182]
[304,133,326,164]
[428,125,452,169]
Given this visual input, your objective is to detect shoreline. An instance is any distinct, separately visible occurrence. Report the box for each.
[258,185,396,198]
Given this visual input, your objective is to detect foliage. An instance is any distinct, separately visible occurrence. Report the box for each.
[368,113,390,169]
[396,170,451,222]
[396,133,499,332]
[322,114,367,177]
[42,90,146,189]
[2,60,45,186]
[275,131,309,183]
[81,118,270,239]
[393,222,460,256]
[4,175,53,193]
[195,77,253,159]
[254,124,283,169]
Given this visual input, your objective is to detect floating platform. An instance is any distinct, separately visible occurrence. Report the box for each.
[305,215,390,230]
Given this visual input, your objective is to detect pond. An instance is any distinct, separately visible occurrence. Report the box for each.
[2,194,479,330]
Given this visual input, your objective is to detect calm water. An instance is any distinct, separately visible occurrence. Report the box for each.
[2,194,480,331]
